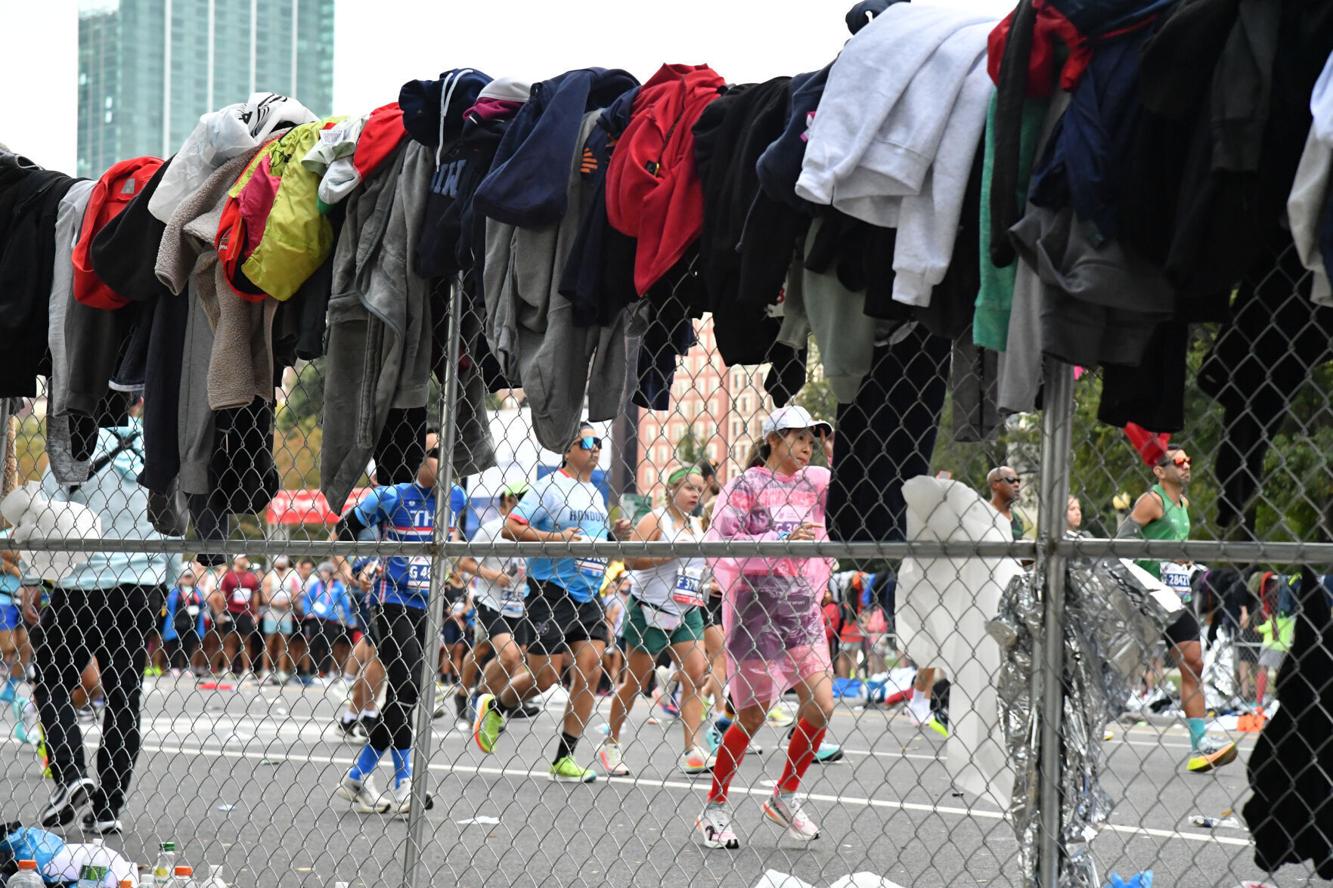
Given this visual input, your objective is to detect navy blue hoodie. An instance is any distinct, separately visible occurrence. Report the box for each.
[474,67,638,228]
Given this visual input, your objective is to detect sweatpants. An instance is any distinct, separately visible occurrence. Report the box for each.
[828,326,951,542]
[34,584,160,817]
[369,603,430,751]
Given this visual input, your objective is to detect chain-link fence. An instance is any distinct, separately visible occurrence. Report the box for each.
[3,10,1333,886]
[0,252,1327,888]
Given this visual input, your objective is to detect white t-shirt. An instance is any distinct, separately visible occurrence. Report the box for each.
[470,517,528,617]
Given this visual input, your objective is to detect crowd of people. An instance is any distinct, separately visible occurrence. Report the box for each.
[1,408,1295,850]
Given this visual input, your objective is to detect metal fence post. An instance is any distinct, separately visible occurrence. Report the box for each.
[403,282,464,888]
[1034,360,1075,888]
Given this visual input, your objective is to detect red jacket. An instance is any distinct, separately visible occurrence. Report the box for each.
[72,156,164,309]
[606,64,724,295]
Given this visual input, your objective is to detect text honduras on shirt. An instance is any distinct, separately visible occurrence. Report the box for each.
[349,482,466,609]
[511,469,610,603]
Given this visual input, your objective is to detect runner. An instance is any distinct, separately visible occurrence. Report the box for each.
[1126,446,1238,773]
[334,448,451,817]
[473,424,632,783]
[219,555,262,679]
[337,557,384,740]
[457,482,532,730]
[260,556,302,684]
[0,551,29,703]
[161,570,205,677]
[601,467,715,777]
[695,405,836,850]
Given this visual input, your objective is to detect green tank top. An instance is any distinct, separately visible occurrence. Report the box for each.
[1137,483,1190,580]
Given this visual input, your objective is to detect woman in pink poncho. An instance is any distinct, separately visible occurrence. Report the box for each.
[694,406,835,850]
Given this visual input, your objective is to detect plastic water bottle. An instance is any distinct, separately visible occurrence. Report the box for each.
[9,859,44,888]
[152,842,177,884]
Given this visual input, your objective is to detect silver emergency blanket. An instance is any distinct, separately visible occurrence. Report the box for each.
[987,556,1181,886]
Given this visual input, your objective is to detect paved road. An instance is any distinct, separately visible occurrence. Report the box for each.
[0,675,1321,887]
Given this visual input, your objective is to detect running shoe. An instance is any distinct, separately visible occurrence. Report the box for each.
[659,693,681,719]
[510,701,542,720]
[925,715,949,738]
[597,740,632,776]
[677,746,714,775]
[813,740,844,763]
[703,721,722,755]
[40,777,95,828]
[80,811,122,836]
[473,693,504,754]
[762,793,820,841]
[337,716,367,743]
[766,705,794,728]
[1186,735,1239,773]
[335,772,390,814]
[389,777,434,820]
[696,804,740,850]
[549,756,597,783]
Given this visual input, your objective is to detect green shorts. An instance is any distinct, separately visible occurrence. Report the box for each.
[623,597,705,657]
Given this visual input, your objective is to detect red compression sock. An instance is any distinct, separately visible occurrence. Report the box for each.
[778,719,827,793]
[707,723,751,803]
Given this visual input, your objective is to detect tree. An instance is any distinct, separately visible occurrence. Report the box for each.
[675,425,704,465]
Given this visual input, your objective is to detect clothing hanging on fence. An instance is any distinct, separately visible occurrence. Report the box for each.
[1243,568,1333,879]
[1,0,1331,559]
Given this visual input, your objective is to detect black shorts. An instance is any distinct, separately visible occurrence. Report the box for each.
[356,600,380,646]
[703,595,723,629]
[442,619,469,647]
[525,579,609,656]
[1163,610,1201,648]
[474,602,533,648]
[232,612,258,640]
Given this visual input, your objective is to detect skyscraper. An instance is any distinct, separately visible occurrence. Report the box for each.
[77,0,334,178]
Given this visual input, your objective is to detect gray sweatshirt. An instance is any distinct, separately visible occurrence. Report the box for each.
[481,112,628,452]
[321,141,441,512]
[46,180,96,484]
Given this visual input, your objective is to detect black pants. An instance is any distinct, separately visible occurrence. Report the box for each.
[34,584,160,817]
[164,631,201,670]
[369,604,429,751]
[303,619,346,674]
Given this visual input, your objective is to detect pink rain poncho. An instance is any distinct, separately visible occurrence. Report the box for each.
[706,465,835,709]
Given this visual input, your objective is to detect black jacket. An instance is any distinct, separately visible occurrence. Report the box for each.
[1243,568,1333,879]
[0,157,76,396]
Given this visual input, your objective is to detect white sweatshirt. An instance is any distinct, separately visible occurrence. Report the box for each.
[1287,53,1333,307]
[796,3,997,307]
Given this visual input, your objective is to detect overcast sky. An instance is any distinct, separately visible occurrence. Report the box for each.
[2,0,1013,174]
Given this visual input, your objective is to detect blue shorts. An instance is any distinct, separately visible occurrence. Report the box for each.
[0,605,21,631]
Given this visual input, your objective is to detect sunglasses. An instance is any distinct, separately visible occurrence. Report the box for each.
[1159,454,1191,468]
[573,435,602,451]
[1001,476,1021,484]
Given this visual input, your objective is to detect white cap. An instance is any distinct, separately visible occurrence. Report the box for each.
[761,405,833,438]
[477,77,532,103]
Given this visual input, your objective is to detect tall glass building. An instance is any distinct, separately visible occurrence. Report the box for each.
[77,0,334,178]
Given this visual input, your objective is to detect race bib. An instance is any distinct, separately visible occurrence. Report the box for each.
[499,566,527,618]
[671,567,706,607]
[312,600,331,618]
[232,586,253,603]
[1161,562,1193,603]
[575,557,607,581]
[186,605,200,617]
[407,556,432,590]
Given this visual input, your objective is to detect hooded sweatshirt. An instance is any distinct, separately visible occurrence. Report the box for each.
[1288,53,1333,306]
[475,67,639,228]
[797,5,996,308]
[606,64,726,295]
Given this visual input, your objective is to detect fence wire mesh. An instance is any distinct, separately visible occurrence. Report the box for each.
[0,247,1327,888]
[0,99,1331,888]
